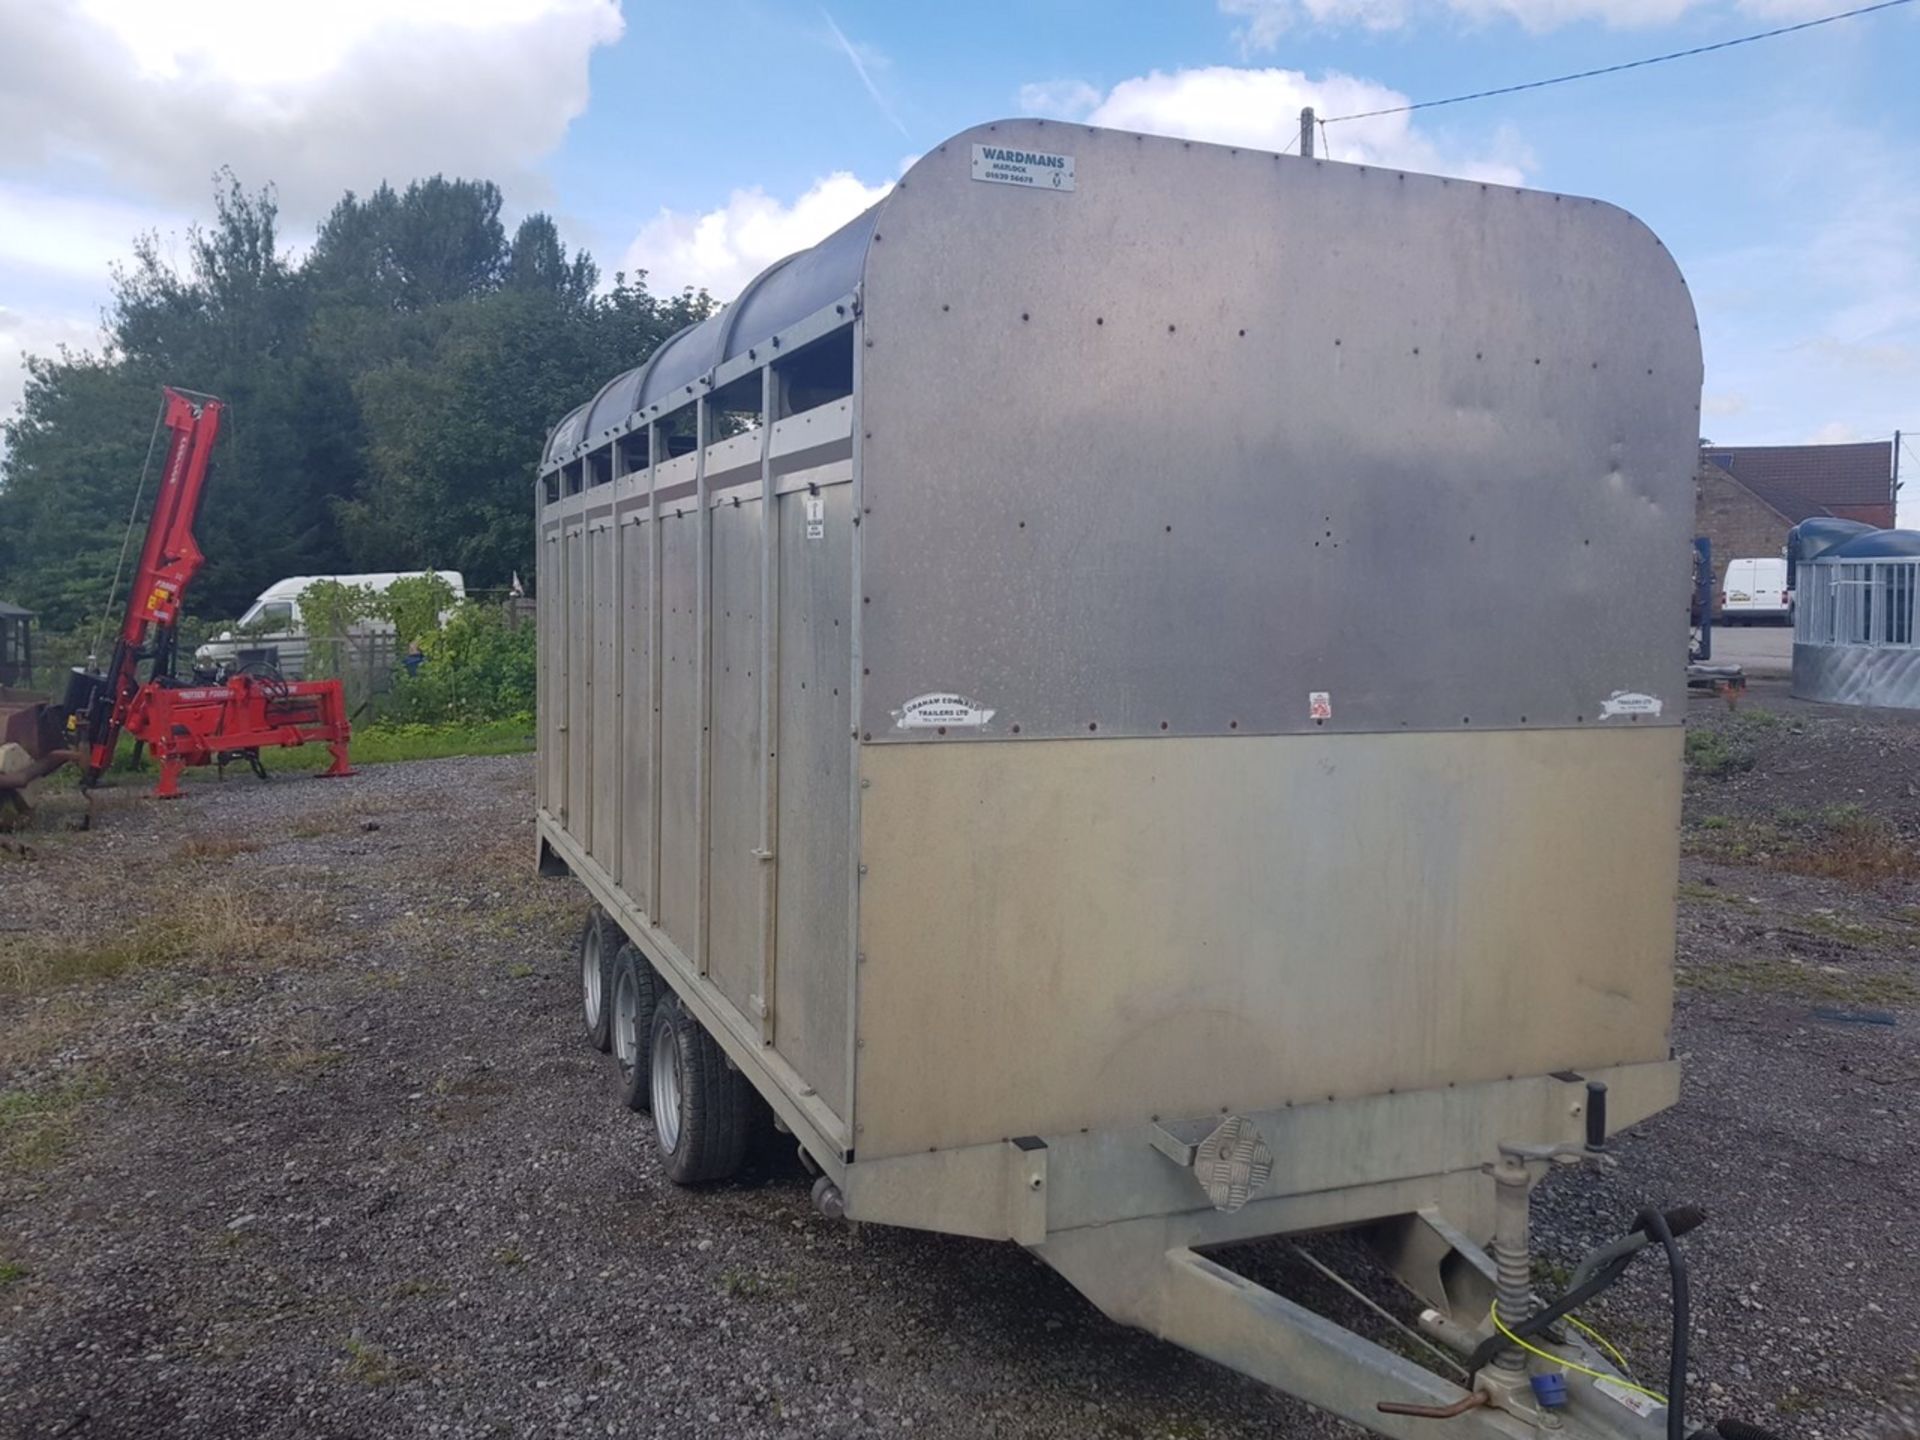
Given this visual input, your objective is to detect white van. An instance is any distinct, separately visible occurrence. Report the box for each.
[1720,556,1790,624]
[194,571,466,679]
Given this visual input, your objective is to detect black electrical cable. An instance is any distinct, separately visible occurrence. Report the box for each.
[1321,0,1913,124]
[1636,1206,1690,1440]
[1461,1250,1636,1378]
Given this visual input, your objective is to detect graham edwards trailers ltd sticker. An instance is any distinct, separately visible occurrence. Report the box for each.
[971,144,1075,191]
[892,693,997,730]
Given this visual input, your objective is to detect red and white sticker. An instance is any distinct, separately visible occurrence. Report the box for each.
[1308,692,1333,721]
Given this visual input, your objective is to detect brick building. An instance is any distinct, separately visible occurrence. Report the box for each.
[1694,440,1898,573]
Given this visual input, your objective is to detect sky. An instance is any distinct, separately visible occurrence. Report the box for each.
[0,0,1915,518]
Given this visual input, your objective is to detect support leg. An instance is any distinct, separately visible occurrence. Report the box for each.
[154,757,186,799]
[322,741,354,779]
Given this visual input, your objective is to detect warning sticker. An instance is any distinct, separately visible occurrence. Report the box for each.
[1593,1377,1664,1419]
[1308,692,1333,721]
[971,144,1075,192]
[892,693,997,730]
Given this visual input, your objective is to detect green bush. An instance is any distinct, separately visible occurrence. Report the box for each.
[380,600,534,725]
[382,573,457,649]
[298,579,383,680]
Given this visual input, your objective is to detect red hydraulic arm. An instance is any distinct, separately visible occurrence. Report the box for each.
[69,386,352,797]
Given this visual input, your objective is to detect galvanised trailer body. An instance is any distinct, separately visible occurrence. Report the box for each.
[537,121,1703,1438]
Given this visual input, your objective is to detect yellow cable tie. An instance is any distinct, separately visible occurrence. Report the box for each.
[1487,1301,1667,1406]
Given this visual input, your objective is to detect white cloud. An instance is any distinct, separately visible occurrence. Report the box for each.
[0,0,624,223]
[1068,66,1532,184]
[1807,420,1863,444]
[1018,79,1105,119]
[620,172,895,301]
[1702,393,1750,419]
[1220,0,1847,46]
[0,307,111,435]
[0,183,187,284]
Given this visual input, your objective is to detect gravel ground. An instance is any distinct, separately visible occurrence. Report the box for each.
[0,699,1915,1439]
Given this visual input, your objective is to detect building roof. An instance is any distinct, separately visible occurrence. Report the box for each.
[1702,441,1894,524]
[0,600,33,620]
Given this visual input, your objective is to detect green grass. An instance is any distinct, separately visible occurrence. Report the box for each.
[341,1335,403,1387]
[40,719,532,796]
[1685,804,1920,886]
[1684,728,1754,778]
[253,718,534,772]
[0,1075,109,1174]
[1678,955,1916,1006]
[1683,708,1784,780]
[719,1267,798,1300]
[0,886,303,996]
[0,1259,26,1286]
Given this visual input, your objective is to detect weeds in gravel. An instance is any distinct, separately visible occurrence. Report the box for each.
[720,1267,798,1300]
[0,885,320,997]
[0,1074,109,1174]
[0,1258,26,1285]
[1794,912,1907,949]
[1684,710,1787,780]
[1678,955,1916,1006]
[1686,805,1920,887]
[342,1335,404,1386]
[1677,880,1757,905]
[1686,729,1755,778]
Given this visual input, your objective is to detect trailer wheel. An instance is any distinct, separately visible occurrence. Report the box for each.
[610,943,662,1112]
[576,909,614,1053]
[649,996,752,1184]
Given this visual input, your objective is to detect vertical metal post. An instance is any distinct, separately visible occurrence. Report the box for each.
[558,515,574,828]
[610,440,627,890]
[843,309,866,1145]
[1300,106,1315,159]
[581,506,596,856]
[756,363,781,1045]
[648,421,664,921]
[695,393,713,975]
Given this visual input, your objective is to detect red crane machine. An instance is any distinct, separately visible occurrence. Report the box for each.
[61,387,353,798]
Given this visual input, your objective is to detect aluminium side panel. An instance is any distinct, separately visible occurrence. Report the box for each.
[619,509,654,907]
[537,516,564,816]
[564,518,589,834]
[589,513,620,868]
[657,504,700,952]
[771,475,856,1121]
[707,496,765,1018]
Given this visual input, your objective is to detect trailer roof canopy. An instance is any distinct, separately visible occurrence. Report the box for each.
[544,204,881,467]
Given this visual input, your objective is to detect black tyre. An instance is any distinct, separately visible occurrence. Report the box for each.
[575,908,615,1053]
[649,994,753,1184]
[610,943,663,1112]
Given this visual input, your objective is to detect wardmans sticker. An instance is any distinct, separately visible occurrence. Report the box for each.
[971,144,1075,192]
[892,692,997,730]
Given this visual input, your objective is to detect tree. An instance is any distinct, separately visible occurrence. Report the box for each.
[0,168,714,632]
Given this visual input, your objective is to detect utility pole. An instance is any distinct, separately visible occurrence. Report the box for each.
[1300,106,1315,158]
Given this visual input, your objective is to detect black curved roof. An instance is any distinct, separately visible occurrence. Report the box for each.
[544,202,882,468]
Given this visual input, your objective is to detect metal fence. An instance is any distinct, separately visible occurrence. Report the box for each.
[1795,559,1920,649]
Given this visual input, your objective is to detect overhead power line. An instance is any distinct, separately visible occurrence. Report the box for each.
[1322,0,1913,124]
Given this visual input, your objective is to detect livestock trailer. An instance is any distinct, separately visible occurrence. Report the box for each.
[537,121,1720,1438]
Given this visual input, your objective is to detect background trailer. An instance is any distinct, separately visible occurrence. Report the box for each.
[536,121,1713,1439]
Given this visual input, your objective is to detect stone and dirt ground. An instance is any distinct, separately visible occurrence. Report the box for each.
[0,683,1915,1439]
